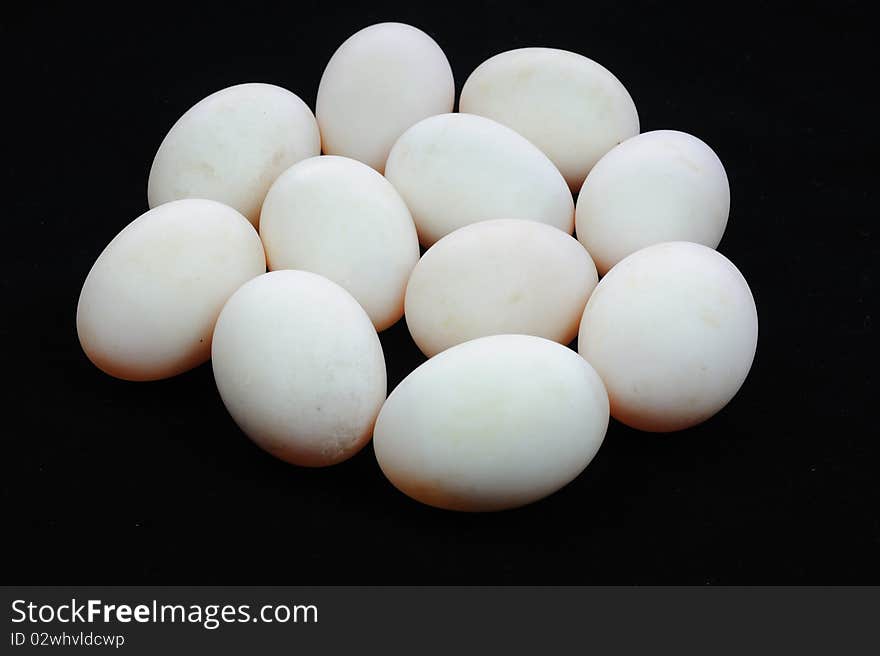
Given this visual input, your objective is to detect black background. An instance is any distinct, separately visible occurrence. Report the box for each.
[2,1,875,583]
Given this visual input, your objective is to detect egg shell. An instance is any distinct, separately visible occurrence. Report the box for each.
[316,22,455,172]
[76,199,266,381]
[374,334,609,511]
[385,113,574,247]
[578,242,758,432]
[576,130,730,275]
[259,156,419,331]
[148,83,321,228]
[405,219,598,357]
[211,270,386,467]
[460,47,639,192]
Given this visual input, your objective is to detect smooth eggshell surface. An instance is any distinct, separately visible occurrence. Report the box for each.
[405,219,598,357]
[385,113,574,247]
[76,199,266,381]
[259,156,419,331]
[576,130,730,274]
[578,242,757,432]
[211,271,387,467]
[460,47,639,191]
[374,334,609,511]
[316,22,455,172]
[148,83,321,227]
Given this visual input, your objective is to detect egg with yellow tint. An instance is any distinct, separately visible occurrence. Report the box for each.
[374,334,609,511]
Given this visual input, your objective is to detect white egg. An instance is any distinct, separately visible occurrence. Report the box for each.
[211,270,386,467]
[578,242,757,432]
[405,219,598,357]
[316,22,455,172]
[460,47,639,192]
[148,83,321,228]
[77,199,266,381]
[374,334,608,511]
[576,130,730,274]
[259,156,419,331]
[385,113,574,247]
